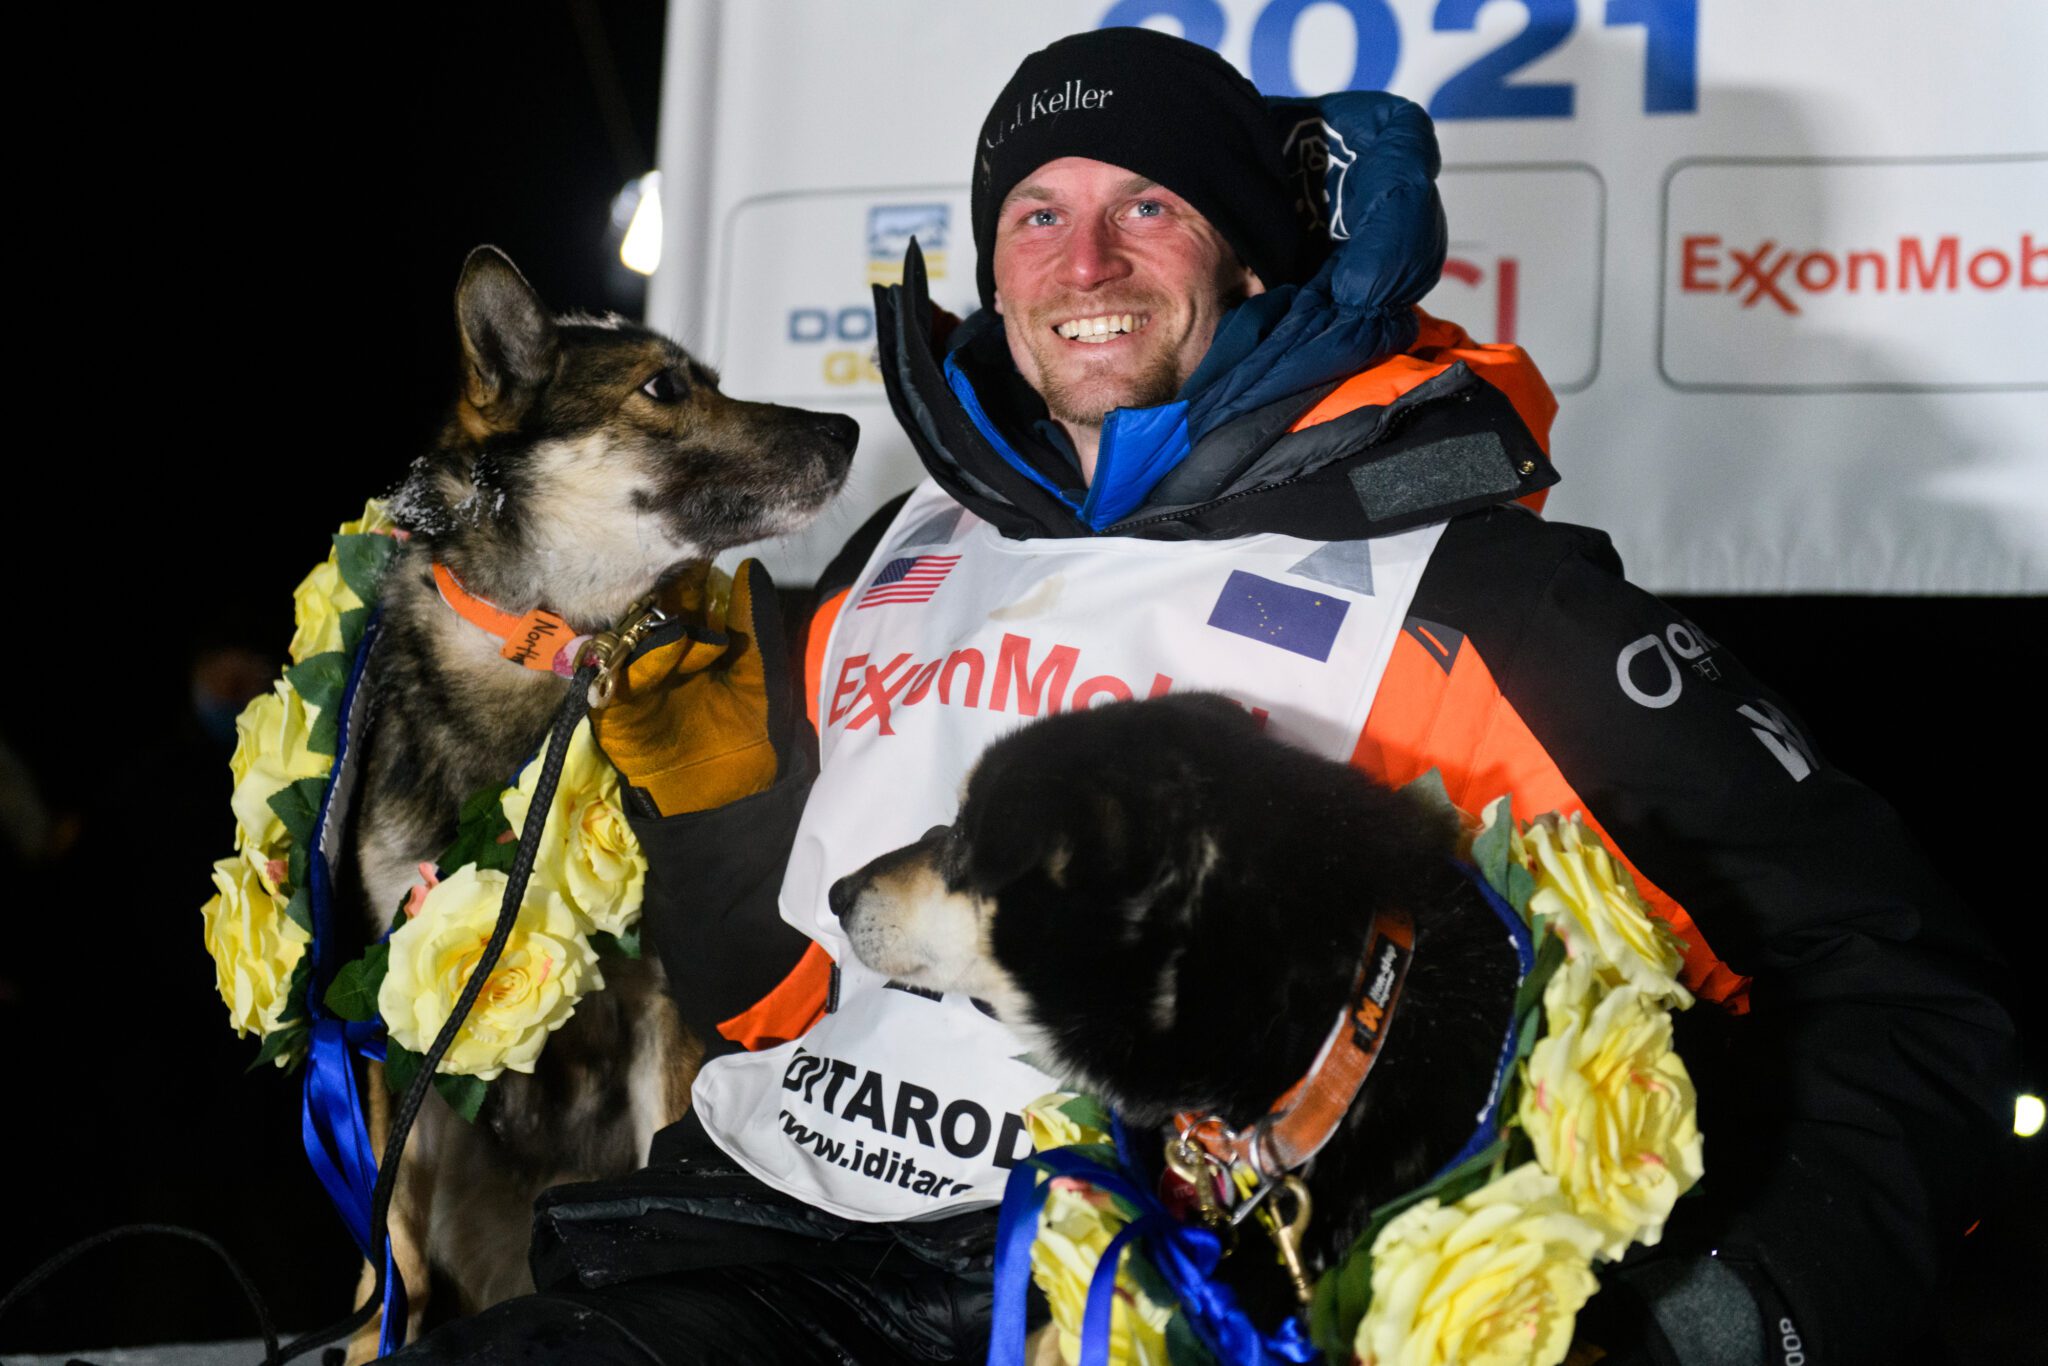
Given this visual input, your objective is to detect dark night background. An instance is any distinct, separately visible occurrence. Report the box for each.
[2,4,2040,1359]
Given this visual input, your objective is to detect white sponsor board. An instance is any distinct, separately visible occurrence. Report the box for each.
[655,0,2048,592]
[1660,157,2046,391]
[1429,164,1605,393]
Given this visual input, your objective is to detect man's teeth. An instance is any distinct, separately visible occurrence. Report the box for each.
[1056,314,1141,342]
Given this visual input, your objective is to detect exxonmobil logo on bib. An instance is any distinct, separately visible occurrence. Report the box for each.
[1659,156,2047,391]
[826,631,1269,737]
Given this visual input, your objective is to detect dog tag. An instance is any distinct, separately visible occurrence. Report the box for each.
[1164,1136,1232,1234]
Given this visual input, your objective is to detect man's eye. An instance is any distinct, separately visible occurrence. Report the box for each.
[641,370,685,403]
[1025,208,1059,227]
[1130,199,1165,219]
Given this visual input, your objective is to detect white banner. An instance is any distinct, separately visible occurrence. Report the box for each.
[653,1,2047,594]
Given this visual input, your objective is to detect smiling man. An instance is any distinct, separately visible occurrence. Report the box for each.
[991,158,1263,476]
[390,25,2012,1366]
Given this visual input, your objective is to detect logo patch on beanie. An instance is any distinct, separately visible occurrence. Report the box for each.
[983,79,1116,150]
[1283,119,1358,242]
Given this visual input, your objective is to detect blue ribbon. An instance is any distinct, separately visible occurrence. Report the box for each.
[989,867,1541,1364]
[990,1120,1318,1366]
[298,616,408,1356]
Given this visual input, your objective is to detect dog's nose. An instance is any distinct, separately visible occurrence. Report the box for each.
[827,873,860,920]
[814,413,859,453]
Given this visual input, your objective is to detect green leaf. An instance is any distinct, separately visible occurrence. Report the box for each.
[468,833,519,874]
[460,783,508,826]
[281,886,313,934]
[1055,1141,1121,1170]
[1505,859,1536,919]
[287,840,309,897]
[247,1023,308,1073]
[434,1072,490,1124]
[1123,1241,1176,1310]
[339,606,371,658]
[1399,766,1458,824]
[384,1038,423,1097]
[591,927,642,960]
[381,1036,490,1123]
[1306,1267,1342,1357]
[334,532,398,605]
[1512,929,1568,1027]
[1470,794,1516,905]
[1056,1092,1113,1137]
[268,779,323,852]
[285,652,350,716]
[439,783,517,873]
[1164,1306,1219,1366]
[307,699,340,757]
[278,955,312,1026]
[324,942,390,1022]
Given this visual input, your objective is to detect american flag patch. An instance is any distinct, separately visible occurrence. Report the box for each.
[857,554,961,609]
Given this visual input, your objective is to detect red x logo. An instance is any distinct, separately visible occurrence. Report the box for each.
[1729,240,1799,315]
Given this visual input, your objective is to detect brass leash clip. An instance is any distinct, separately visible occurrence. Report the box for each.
[1255,1175,1316,1306]
[581,593,665,710]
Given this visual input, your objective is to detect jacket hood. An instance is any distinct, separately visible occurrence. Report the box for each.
[876,92,1558,542]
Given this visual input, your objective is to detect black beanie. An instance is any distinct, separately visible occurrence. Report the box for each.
[971,27,1304,307]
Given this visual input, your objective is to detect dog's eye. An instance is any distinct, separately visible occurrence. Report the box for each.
[640,370,686,403]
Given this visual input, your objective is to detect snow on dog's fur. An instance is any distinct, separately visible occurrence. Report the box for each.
[346,247,854,1353]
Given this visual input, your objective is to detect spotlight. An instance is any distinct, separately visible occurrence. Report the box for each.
[2018,1093,2045,1139]
[613,171,663,277]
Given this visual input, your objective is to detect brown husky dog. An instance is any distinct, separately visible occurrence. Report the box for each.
[344,246,854,1352]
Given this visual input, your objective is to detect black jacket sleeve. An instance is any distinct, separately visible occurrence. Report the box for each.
[1414,508,2019,1364]
[631,494,911,1055]
[628,749,816,1053]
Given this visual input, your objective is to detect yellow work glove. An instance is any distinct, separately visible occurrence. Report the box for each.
[591,559,794,817]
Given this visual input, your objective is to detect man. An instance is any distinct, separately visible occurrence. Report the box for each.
[392,27,2012,1365]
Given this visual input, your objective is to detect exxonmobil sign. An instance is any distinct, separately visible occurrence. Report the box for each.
[1680,233,2044,313]
[1659,155,2047,391]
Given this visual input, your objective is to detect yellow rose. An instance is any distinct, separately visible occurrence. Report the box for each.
[288,559,363,663]
[1358,1162,1603,1366]
[1030,1177,1174,1366]
[378,863,601,1079]
[501,720,646,936]
[338,498,395,538]
[229,682,328,861]
[201,852,310,1048]
[1522,815,1691,1007]
[1025,1092,1112,1151]
[1520,956,1704,1258]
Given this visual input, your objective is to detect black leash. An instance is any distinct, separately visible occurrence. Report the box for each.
[266,660,597,1365]
[0,664,597,1366]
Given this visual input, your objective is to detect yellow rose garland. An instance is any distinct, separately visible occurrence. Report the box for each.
[202,852,312,1052]
[1357,1162,1603,1366]
[1016,794,1705,1366]
[378,864,603,1080]
[500,719,648,938]
[1021,1095,1179,1366]
[1518,953,1704,1259]
[203,497,650,1105]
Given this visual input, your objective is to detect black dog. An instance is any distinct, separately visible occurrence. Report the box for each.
[832,694,1519,1309]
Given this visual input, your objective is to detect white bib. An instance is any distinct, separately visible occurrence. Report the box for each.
[690,482,1445,1221]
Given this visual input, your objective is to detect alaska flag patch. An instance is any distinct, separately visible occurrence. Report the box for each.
[1206,571,1349,661]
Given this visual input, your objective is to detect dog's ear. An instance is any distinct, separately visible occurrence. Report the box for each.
[455,246,559,430]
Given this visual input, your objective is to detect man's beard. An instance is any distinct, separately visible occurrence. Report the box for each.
[1033,339,1184,428]
[1017,279,1248,429]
